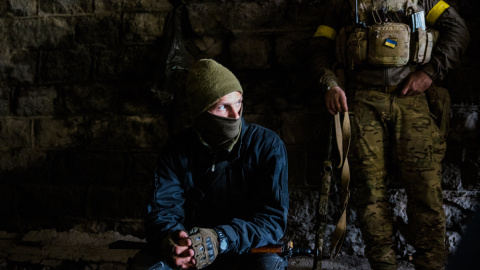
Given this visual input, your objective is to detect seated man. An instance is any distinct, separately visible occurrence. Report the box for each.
[135,59,289,270]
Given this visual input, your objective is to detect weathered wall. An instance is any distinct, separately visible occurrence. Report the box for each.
[0,0,479,266]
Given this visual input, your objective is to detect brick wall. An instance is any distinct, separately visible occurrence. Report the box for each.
[0,0,479,261]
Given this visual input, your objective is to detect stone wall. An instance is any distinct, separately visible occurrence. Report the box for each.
[0,0,479,266]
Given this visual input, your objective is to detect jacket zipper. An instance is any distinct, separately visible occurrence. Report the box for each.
[211,153,216,172]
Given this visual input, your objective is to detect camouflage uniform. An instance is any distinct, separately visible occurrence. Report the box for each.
[350,88,446,269]
[310,0,469,269]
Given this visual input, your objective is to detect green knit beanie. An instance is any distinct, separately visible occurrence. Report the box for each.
[186,59,243,118]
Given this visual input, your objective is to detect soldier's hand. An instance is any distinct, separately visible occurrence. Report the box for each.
[399,70,432,96]
[325,86,348,115]
[162,230,195,269]
[188,227,219,269]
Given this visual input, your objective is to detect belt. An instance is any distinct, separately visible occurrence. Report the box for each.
[354,84,399,93]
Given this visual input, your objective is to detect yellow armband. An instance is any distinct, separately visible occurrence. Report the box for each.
[426,0,450,25]
[313,25,337,40]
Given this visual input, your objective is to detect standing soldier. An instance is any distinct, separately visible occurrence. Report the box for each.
[310,1,469,270]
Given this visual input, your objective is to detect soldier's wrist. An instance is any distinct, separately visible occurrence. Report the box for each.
[213,227,229,254]
[419,64,436,80]
[324,82,339,92]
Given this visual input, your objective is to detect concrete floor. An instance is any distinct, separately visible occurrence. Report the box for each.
[0,229,416,270]
[288,255,415,270]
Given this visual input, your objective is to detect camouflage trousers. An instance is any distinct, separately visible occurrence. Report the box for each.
[349,89,447,270]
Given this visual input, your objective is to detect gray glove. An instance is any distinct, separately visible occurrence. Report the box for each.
[188,227,219,269]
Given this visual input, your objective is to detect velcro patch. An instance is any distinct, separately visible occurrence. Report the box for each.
[384,38,398,48]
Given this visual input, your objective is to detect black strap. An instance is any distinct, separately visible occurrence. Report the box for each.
[190,160,229,202]
[186,160,229,227]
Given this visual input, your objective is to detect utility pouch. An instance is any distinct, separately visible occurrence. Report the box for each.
[423,30,435,63]
[411,28,427,63]
[411,28,438,64]
[346,28,368,69]
[367,23,410,67]
[425,85,450,137]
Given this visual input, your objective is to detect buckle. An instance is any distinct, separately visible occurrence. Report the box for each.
[355,85,398,93]
[384,85,398,92]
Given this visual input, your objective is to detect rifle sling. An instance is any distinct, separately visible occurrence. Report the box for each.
[329,112,351,258]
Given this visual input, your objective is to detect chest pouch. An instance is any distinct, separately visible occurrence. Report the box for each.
[368,22,410,67]
[346,28,368,70]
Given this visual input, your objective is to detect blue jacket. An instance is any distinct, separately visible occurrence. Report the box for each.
[145,118,289,253]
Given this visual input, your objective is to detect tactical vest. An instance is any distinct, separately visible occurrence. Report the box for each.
[353,0,419,23]
[340,0,439,69]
